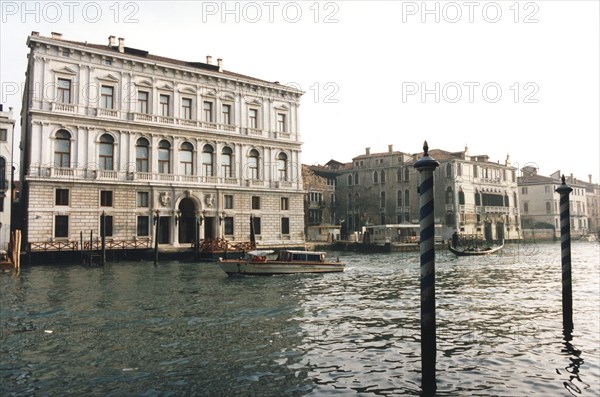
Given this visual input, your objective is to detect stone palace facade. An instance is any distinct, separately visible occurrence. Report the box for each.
[19,32,305,252]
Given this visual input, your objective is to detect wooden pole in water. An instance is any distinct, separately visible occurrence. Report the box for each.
[80,231,84,264]
[556,175,574,332]
[194,214,199,262]
[101,211,106,266]
[414,141,440,395]
[154,209,160,265]
[89,230,93,265]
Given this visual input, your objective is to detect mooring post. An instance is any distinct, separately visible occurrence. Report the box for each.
[414,140,440,395]
[194,215,200,262]
[80,231,84,264]
[556,175,573,332]
[101,211,106,266]
[89,230,93,265]
[154,209,160,265]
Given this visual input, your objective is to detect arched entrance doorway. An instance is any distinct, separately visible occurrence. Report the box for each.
[178,198,197,244]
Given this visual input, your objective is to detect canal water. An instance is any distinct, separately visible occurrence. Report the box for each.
[1,242,598,396]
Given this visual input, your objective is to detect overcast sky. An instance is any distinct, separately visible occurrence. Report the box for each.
[1,1,598,182]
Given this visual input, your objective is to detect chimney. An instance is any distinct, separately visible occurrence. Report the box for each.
[365,147,370,155]
[217,58,223,72]
[118,37,125,53]
[206,55,212,64]
[589,174,593,184]
[31,31,39,36]
[108,35,116,46]
[388,144,393,153]
[570,173,574,183]
[51,32,62,40]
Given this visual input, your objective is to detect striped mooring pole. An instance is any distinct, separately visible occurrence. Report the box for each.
[414,141,440,394]
[555,175,573,332]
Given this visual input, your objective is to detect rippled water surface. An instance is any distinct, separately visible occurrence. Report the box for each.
[1,242,599,396]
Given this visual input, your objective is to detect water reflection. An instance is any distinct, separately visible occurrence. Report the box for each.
[1,242,599,396]
[560,330,589,396]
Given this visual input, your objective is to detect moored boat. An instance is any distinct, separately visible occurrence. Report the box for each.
[448,240,504,256]
[218,249,345,276]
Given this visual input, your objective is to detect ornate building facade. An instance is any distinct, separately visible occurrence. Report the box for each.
[335,145,522,242]
[518,167,590,238]
[0,105,15,251]
[20,32,305,252]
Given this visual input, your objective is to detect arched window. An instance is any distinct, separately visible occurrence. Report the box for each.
[202,145,214,176]
[158,140,171,174]
[380,191,385,208]
[373,171,378,183]
[248,149,259,179]
[381,170,386,184]
[354,173,359,185]
[347,174,353,186]
[397,169,402,182]
[99,134,114,171]
[180,142,194,175]
[278,152,288,181]
[404,168,410,181]
[446,187,453,204]
[524,202,529,213]
[404,190,410,207]
[475,190,481,206]
[397,190,402,207]
[221,147,233,178]
[446,163,452,177]
[458,190,465,205]
[136,138,149,172]
[54,130,71,168]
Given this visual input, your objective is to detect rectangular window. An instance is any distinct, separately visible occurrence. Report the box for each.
[0,128,7,142]
[224,194,234,209]
[203,101,213,122]
[57,78,71,104]
[100,215,113,237]
[521,187,528,195]
[249,108,258,129]
[277,113,287,132]
[54,215,69,238]
[100,85,114,109]
[281,217,290,235]
[100,190,113,207]
[137,216,150,236]
[253,217,261,235]
[137,191,149,207]
[252,196,260,210]
[160,95,170,116]
[281,197,289,211]
[224,217,234,235]
[138,91,149,114]
[55,189,69,206]
[182,98,192,119]
[222,104,232,125]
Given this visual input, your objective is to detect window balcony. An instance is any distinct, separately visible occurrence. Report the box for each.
[96,108,120,118]
[51,102,77,113]
[26,165,294,189]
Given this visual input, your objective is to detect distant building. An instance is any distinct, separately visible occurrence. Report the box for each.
[19,32,305,253]
[302,161,343,241]
[335,144,521,242]
[518,167,589,237]
[0,104,15,251]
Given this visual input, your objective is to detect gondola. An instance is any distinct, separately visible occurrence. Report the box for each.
[448,240,504,256]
